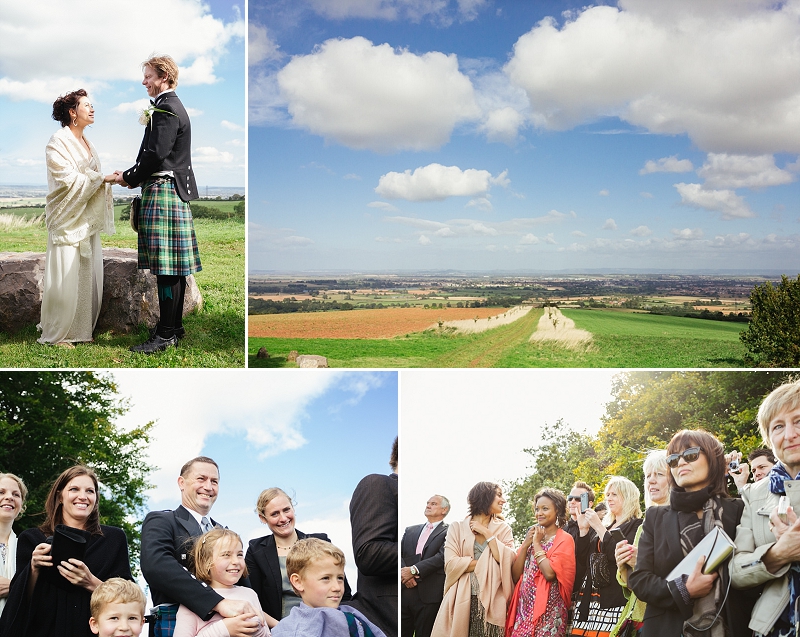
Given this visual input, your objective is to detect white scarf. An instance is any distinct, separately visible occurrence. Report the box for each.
[0,530,16,616]
[45,126,115,251]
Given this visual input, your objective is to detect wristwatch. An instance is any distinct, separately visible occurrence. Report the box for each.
[410,565,419,576]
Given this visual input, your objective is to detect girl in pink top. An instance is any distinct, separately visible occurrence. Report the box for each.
[174,528,270,637]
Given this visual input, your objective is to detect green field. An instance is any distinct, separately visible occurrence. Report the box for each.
[1,204,244,368]
[248,308,747,368]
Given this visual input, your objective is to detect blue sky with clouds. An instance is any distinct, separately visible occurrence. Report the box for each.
[0,0,245,189]
[112,369,397,591]
[249,0,800,272]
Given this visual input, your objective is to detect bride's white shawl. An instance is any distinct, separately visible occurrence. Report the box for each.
[45,126,114,247]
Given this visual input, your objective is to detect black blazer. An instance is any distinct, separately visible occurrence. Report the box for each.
[244,529,352,620]
[349,472,398,637]
[628,499,753,637]
[140,505,224,618]
[575,516,642,619]
[400,521,447,605]
[123,91,198,202]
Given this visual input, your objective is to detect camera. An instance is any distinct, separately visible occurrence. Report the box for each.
[729,460,740,472]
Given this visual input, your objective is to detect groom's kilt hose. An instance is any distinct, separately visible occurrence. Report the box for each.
[138,177,202,276]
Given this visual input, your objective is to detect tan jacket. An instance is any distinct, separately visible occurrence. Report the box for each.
[730,475,800,634]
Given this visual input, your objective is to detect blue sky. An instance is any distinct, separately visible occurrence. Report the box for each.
[0,0,245,189]
[249,0,800,272]
[112,369,397,591]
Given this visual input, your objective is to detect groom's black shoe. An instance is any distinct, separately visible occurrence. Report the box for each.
[149,325,186,340]
[130,334,178,354]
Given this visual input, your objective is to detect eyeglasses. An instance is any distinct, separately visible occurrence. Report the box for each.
[666,447,702,468]
[567,495,583,501]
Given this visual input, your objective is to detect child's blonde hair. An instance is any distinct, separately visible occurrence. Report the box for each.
[191,528,248,585]
[90,578,146,618]
[286,538,345,592]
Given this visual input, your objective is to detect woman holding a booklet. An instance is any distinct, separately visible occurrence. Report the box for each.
[628,429,754,637]
[0,465,132,637]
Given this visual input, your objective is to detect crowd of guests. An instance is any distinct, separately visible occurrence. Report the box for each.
[402,378,800,637]
[0,438,398,637]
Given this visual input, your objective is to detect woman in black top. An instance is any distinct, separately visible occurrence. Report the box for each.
[0,465,132,637]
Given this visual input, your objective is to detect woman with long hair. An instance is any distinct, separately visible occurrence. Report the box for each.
[39,90,116,346]
[431,482,516,637]
[609,451,671,637]
[571,476,643,637]
[244,487,350,628]
[0,466,132,637]
[0,473,27,616]
[506,488,576,637]
[628,430,753,637]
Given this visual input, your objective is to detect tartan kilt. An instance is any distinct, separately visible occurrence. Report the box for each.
[138,177,202,276]
[570,593,624,637]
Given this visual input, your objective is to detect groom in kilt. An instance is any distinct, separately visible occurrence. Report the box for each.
[117,54,202,354]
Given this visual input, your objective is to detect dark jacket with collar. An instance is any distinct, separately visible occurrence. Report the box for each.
[244,529,352,621]
[349,472,398,637]
[140,505,224,617]
[400,520,447,605]
[123,91,198,202]
[628,499,754,637]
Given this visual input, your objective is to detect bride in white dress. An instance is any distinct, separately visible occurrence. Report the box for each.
[38,90,116,346]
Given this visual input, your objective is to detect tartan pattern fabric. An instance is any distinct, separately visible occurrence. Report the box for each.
[138,177,202,276]
[570,593,624,637]
[150,604,178,637]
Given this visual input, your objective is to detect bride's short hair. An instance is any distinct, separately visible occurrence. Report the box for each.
[142,55,179,88]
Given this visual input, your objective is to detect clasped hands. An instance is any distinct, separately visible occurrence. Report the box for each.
[102,171,132,186]
[401,566,418,588]
[31,542,101,591]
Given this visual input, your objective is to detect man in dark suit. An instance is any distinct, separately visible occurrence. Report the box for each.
[400,494,450,637]
[349,437,398,637]
[140,456,261,637]
[116,54,202,354]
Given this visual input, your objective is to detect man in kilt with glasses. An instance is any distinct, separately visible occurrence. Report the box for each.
[116,54,201,354]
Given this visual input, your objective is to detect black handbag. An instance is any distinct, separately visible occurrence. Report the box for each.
[130,196,141,232]
[589,539,613,589]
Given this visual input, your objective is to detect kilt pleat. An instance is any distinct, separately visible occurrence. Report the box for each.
[138,177,202,276]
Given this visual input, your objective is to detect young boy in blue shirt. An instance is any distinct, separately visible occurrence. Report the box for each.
[271,538,386,637]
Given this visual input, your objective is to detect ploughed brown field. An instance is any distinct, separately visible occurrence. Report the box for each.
[249,307,506,339]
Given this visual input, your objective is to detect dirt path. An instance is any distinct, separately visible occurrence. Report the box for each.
[434,305,532,334]
[529,307,592,349]
[429,307,542,367]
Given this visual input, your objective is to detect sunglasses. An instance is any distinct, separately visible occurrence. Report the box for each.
[666,447,702,468]
[567,495,582,501]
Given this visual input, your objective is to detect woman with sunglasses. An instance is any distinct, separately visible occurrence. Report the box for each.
[628,429,753,637]
[571,476,643,637]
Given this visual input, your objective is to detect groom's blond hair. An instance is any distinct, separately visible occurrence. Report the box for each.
[143,55,179,88]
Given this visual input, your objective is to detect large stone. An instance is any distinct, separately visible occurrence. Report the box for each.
[0,252,45,333]
[296,354,328,368]
[0,248,202,334]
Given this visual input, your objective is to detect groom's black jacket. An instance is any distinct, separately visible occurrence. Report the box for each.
[123,91,198,202]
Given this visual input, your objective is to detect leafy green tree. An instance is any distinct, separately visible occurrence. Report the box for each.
[740,275,800,366]
[0,372,154,566]
[505,420,594,541]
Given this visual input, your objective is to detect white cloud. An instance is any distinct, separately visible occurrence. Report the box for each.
[344,174,362,180]
[640,192,654,198]
[697,153,796,189]
[221,120,244,132]
[192,147,234,164]
[544,233,557,244]
[629,225,652,237]
[504,3,800,154]
[519,233,540,245]
[277,37,480,152]
[602,218,617,230]
[599,189,609,196]
[368,201,400,212]
[640,155,694,175]
[0,0,244,100]
[249,23,282,66]
[249,222,315,250]
[305,0,487,22]
[479,107,525,144]
[674,182,755,219]
[571,230,587,237]
[467,197,493,212]
[672,227,704,240]
[375,164,509,201]
[419,235,432,245]
[114,99,152,114]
